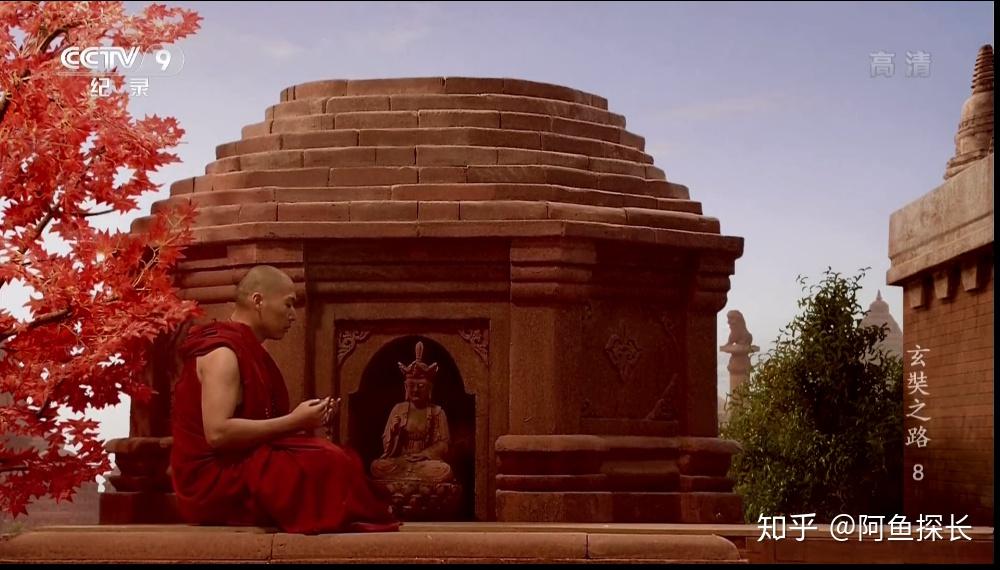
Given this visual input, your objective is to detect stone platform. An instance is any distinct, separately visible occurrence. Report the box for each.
[0,522,993,564]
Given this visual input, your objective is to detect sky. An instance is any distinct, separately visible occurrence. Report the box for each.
[1,1,994,444]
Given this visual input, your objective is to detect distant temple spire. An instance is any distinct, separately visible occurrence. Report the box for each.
[861,290,903,358]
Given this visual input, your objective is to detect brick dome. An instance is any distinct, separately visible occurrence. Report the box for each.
[143,77,736,252]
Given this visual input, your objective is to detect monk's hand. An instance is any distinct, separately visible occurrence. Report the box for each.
[291,398,329,430]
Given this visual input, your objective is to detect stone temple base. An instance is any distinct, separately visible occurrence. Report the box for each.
[98,433,742,525]
[495,434,743,523]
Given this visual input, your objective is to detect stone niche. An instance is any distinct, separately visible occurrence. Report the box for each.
[104,77,745,524]
[342,332,479,520]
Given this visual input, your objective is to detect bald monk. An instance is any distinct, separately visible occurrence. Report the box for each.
[169,265,399,534]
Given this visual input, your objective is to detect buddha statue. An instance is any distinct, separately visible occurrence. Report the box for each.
[370,341,462,520]
[371,341,454,482]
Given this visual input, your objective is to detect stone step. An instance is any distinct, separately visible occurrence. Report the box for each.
[0,524,744,564]
[253,111,637,147]
[237,120,647,155]
[160,186,701,230]
[217,128,652,164]
[207,147,664,179]
[269,93,626,131]
[179,166,682,203]
[166,221,742,265]
[278,77,609,111]
[155,200,713,235]
[8,522,993,564]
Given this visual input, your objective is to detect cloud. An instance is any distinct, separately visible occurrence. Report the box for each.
[318,1,439,55]
[656,94,787,121]
[201,25,308,62]
[257,38,307,60]
[375,24,431,53]
[334,18,432,54]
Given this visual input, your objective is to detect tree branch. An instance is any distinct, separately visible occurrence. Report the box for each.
[27,203,60,244]
[0,201,62,291]
[0,307,72,344]
[74,208,115,218]
[39,26,71,55]
[0,463,29,474]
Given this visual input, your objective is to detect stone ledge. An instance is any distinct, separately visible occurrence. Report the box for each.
[6,523,989,563]
[180,220,743,253]
[273,531,589,561]
[887,224,993,286]
[888,153,993,284]
[588,533,737,560]
[0,524,741,563]
[283,78,612,114]
[0,528,273,562]
[496,435,608,453]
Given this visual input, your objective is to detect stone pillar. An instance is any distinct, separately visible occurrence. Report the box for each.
[507,239,593,435]
[683,256,736,437]
[720,310,759,395]
[508,306,585,435]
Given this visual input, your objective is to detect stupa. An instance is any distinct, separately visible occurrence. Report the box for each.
[105,77,745,524]
[860,291,903,358]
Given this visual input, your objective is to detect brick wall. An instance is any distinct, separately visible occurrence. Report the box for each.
[902,262,993,525]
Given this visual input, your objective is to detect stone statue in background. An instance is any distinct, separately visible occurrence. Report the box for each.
[719,310,759,394]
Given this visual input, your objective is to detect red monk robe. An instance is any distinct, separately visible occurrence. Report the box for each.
[170,320,399,534]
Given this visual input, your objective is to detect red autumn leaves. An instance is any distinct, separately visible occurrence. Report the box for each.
[0,2,201,517]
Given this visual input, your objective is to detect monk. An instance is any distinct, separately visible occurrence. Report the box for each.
[169,265,400,534]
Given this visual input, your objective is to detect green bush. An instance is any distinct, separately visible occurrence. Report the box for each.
[722,268,903,523]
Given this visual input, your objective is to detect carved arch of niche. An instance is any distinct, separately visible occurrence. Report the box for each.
[334,321,491,521]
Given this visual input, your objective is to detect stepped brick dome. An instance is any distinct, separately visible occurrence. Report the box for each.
[140,77,735,256]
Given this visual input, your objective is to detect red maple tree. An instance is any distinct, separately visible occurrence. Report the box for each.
[0,2,201,517]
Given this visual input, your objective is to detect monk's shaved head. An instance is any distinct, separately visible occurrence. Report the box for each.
[236,265,294,308]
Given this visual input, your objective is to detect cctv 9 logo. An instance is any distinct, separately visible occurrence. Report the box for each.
[59,45,185,77]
